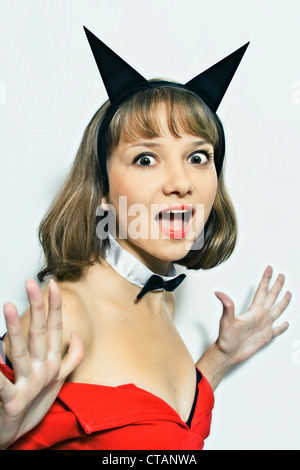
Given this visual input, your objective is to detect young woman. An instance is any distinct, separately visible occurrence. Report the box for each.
[0,28,292,450]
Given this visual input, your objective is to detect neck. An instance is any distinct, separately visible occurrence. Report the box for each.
[104,232,179,290]
[84,259,171,317]
[115,237,172,277]
[92,232,182,314]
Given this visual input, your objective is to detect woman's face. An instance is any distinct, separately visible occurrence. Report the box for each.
[104,107,218,274]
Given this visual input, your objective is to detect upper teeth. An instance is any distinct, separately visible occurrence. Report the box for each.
[163,210,190,214]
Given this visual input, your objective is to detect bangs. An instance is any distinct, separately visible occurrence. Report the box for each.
[106,85,221,153]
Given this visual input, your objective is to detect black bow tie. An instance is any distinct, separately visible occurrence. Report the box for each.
[136,274,186,300]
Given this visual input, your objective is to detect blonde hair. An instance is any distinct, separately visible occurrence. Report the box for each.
[37,85,237,282]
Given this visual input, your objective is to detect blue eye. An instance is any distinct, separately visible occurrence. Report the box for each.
[188,151,212,165]
[133,153,156,167]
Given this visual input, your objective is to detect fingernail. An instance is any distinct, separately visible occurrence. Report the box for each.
[49,279,58,292]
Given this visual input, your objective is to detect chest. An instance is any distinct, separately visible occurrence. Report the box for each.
[68,298,197,422]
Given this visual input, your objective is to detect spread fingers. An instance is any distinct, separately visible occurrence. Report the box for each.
[3,303,31,379]
[26,280,48,364]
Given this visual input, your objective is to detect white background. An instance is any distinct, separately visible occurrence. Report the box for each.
[0,0,299,450]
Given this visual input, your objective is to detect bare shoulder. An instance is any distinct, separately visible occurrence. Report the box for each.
[3,278,88,359]
[52,279,91,353]
[48,277,101,356]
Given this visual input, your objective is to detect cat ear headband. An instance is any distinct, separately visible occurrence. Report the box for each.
[84,26,249,193]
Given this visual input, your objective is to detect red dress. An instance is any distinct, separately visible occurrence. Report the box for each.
[0,363,214,450]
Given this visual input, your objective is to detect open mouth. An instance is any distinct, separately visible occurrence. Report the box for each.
[155,205,194,239]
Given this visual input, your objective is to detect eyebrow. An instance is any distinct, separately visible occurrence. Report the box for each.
[128,140,210,148]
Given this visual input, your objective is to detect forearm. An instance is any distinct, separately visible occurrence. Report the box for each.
[195,342,232,391]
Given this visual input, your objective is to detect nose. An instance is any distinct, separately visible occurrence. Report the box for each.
[162,161,193,197]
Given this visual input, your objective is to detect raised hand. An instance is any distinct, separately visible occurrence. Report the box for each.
[214,266,292,366]
[0,279,84,449]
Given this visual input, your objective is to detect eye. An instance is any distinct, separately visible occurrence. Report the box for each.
[188,150,212,165]
[133,152,157,167]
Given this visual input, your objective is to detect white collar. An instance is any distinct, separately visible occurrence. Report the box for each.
[104,232,180,289]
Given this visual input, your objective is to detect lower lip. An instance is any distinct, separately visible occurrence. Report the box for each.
[156,214,193,239]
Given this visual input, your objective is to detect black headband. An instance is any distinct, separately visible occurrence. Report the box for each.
[84,27,249,193]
